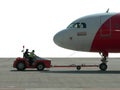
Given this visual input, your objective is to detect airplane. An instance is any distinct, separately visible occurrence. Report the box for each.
[53,12,120,71]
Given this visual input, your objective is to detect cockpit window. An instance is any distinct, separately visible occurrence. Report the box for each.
[67,22,87,29]
[81,22,86,28]
[74,23,81,28]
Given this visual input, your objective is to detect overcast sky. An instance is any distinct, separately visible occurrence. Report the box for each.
[0,0,120,57]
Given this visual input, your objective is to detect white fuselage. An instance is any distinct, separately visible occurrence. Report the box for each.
[54,13,115,52]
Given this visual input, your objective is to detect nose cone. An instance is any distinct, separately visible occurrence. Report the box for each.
[53,30,64,47]
[53,30,76,50]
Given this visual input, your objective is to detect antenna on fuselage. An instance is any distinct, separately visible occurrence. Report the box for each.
[106,8,109,13]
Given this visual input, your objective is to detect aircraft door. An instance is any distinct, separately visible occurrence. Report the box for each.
[100,16,111,37]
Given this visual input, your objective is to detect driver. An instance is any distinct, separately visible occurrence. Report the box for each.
[23,49,29,59]
[29,50,35,66]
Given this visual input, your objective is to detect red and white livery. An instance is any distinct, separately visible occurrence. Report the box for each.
[54,12,120,71]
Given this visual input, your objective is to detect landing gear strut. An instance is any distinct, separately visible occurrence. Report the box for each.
[99,52,108,71]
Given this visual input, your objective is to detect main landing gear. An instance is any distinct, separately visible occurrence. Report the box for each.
[99,52,108,71]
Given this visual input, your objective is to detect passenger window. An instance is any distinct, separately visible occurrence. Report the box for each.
[115,24,120,29]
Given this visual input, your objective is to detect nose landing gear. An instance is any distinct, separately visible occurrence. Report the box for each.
[99,52,108,71]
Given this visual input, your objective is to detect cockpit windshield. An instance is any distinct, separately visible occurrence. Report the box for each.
[67,22,86,29]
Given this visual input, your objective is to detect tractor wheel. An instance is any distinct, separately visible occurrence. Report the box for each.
[37,63,45,71]
[16,62,26,71]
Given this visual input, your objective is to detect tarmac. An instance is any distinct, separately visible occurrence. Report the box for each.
[0,58,120,90]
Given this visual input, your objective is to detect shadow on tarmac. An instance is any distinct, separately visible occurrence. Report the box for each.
[11,70,120,74]
[43,70,120,74]
[11,70,50,72]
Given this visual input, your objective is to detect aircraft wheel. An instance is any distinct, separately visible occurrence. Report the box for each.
[16,62,26,71]
[37,63,45,71]
[76,66,81,70]
[99,63,107,71]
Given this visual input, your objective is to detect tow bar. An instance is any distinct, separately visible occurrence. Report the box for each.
[51,64,99,70]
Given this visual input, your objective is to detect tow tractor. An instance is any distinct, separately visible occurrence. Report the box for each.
[13,57,51,71]
[13,46,51,71]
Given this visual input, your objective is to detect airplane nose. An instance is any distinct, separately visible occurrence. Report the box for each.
[53,30,65,46]
[54,30,78,50]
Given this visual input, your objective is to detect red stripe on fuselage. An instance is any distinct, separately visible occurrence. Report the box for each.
[91,13,120,53]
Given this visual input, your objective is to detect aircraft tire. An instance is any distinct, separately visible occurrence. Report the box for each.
[99,63,107,71]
